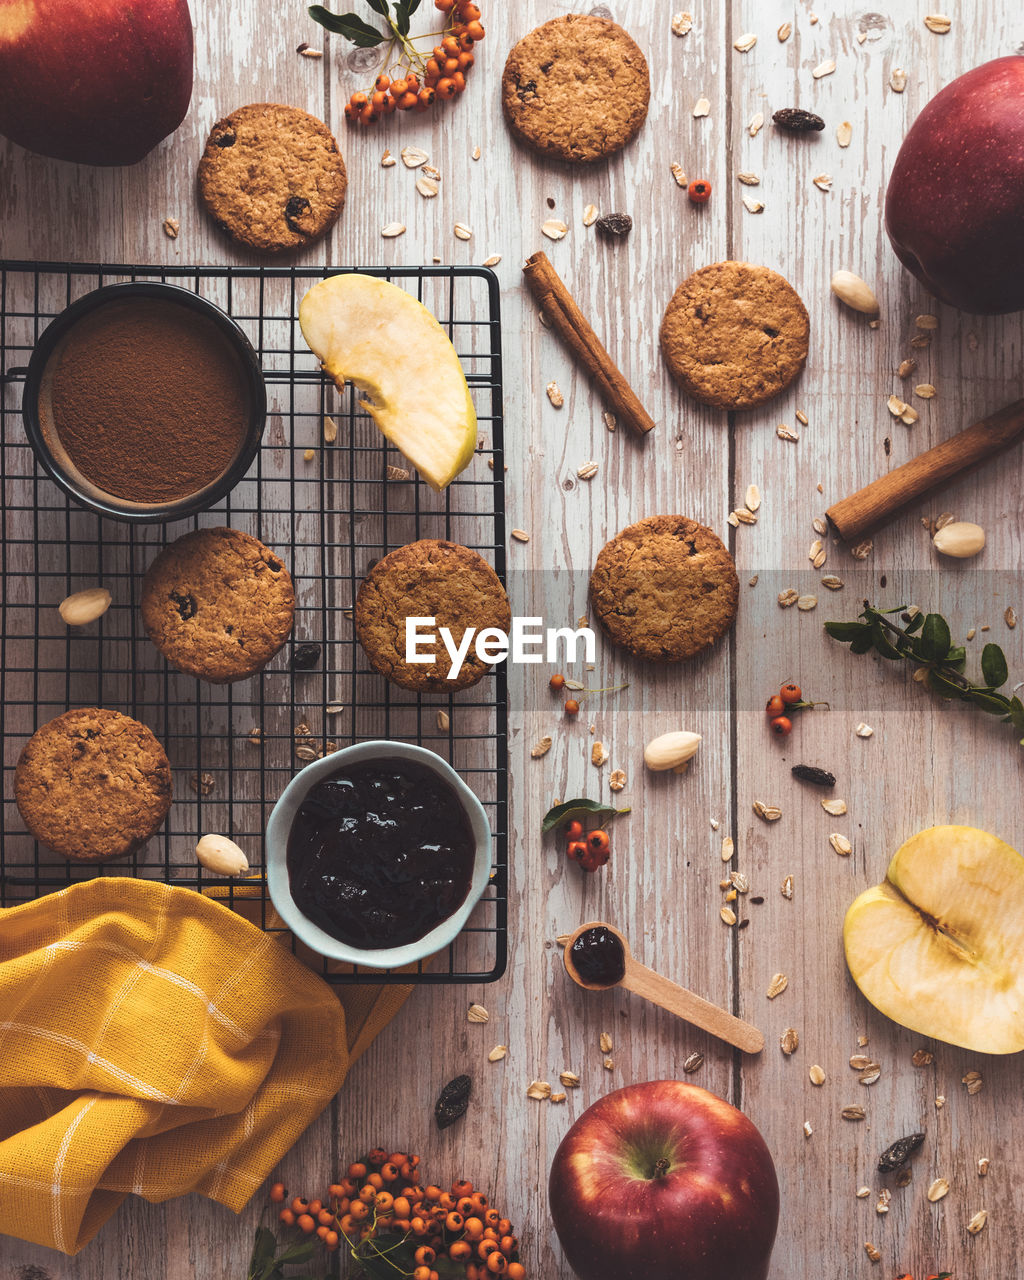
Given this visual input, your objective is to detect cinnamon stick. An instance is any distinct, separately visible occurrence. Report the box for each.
[826,397,1024,544]
[522,251,655,437]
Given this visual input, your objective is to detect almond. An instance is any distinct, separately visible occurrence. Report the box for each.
[643,731,701,772]
[933,521,985,559]
[830,271,880,315]
[195,834,249,876]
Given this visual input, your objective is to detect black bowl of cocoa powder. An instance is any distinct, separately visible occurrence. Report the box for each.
[22,281,266,523]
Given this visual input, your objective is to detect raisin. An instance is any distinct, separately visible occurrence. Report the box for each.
[170,590,197,621]
[772,108,826,132]
[435,1073,471,1130]
[291,643,322,671]
[284,196,311,228]
[878,1133,925,1173]
[214,129,236,148]
[791,764,836,787]
[596,213,633,238]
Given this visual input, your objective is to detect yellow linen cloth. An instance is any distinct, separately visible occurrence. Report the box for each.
[0,876,407,1255]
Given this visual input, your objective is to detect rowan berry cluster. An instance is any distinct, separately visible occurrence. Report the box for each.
[269,1146,526,1278]
[344,1,484,124]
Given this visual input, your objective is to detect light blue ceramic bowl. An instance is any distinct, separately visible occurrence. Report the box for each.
[265,739,491,969]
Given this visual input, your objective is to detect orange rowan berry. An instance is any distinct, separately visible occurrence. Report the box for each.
[464,1216,485,1240]
[442,35,460,55]
[465,19,484,39]
[269,1182,287,1203]
[507,1265,526,1280]
[496,1218,512,1236]
[470,1193,489,1214]
[317,1209,334,1227]
[457,51,475,70]
[417,88,436,109]
[484,1208,500,1228]
[445,1211,464,1233]
[425,58,442,80]
[340,1213,357,1235]
[375,74,391,92]
[350,1200,370,1222]
[366,1173,383,1191]
[358,1184,377,1204]
[414,1269,432,1280]
[316,1225,329,1240]
[393,1196,412,1219]
[412,1217,430,1236]
[325,1231,339,1251]
[348,1163,367,1181]
[466,1267,481,1280]
[394,1220,412,1234]
[435,0,455,10]
[487,1255,508,1276]
[439,1192,457,1211]
[358,105,376,124]
[451,70,467,92]
[278,1208,296,1226]
[343,102,356,121]
[457,1197,475,1217]
[397,90,419,110]
[389,78,409,98]
[437,77,457,99]
[307,1200,323,1215]
[328,1183,345,1199]
[375,1192,395,1214]
[415,1246,437,1265]
[367,1148,388,1166]
[452,1179,474,1197]
[405,72,420,92]
[500,1235,518,1256]
[460,2,481,18]
[457,32,474,51]
[371,90,388,110]
[449,1240,473,1262]
[297,1214,316,1234]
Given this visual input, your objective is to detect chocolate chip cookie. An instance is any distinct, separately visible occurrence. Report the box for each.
[589,516,739,662]
[660,262,810,410]
[141,527,295,683]
[15,708,172,862]
[356,540,511,692]
[502,15,650,163]
[197,103,347,253]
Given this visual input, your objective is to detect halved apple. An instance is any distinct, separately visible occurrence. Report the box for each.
[298,273,477,491]
[844,825,1024,1054]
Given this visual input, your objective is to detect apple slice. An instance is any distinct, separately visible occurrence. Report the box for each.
[844,825,1024,1054]
[298,273,477,491]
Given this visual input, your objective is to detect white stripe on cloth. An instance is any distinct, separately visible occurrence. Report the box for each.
[52,1096,97,1254]
[45,938,256,1042]
[0,1024,179,1104]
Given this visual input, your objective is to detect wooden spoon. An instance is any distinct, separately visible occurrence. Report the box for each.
[562,921,764,1054]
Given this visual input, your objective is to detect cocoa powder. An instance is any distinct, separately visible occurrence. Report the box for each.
[43,297,249,503]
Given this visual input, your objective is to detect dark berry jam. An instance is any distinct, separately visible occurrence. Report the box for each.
[286,758,476,950]
[571,926,626,986]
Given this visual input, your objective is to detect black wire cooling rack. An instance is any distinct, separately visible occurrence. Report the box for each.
[0,260,508,984]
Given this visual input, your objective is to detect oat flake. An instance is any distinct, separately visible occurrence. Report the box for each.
[546,382,564,408]
[454,222,473,241]
[530,737,552,758]
[721,906,737,926]
[777,21,792,41]
[742,195,764,214]
[837,121,852,147]
[381,222,406,238]
[813,58,836,78]
[830,833,852,856]
[670,162,687,187]
[967,1209,988,1235]
[777,423,799,441]
[734,32,757,52]
[890,67,907,92]
[928,1178,950,1202]
[609,768,626,792]
[767,973,789,999]
[924,14,952,33]
[822,798,848,816]
[671,11,693,36]
[482,254,502,268]
[582,204,598,227]
[416,176,439,198]
[401,146,428,168]
[855,722,874,737]
[577,460,598,480]
[488,1045,507,1062]
[781,1027,799,1054]
[541,219,568,241]
[467,1003,489,1023]
[693,97,711,118]
[796,595,818,611]
[813,174,833,191]
[748,111,764,136]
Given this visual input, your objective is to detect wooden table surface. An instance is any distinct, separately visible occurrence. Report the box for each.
[3,1,1024,1276]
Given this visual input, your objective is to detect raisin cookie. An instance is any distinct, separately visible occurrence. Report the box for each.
[197,103,347,253]
[660,262,810,410]
[589,515,739,662]
[142,527,295,683]
[15,708,172,863]
[356,540,511,692]
[502,15,650,163]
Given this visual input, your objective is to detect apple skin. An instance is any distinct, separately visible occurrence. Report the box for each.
[549,1081,779,1280]
[884,56,1024,314]
[0,0,194,165]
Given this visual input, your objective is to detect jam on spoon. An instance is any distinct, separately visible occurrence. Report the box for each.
[571,925,626,986]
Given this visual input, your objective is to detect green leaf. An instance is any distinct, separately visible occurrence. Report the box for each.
[928,670,963,700]
[903,611,926,634]
[919,612,951,663]
[982,643,1009,689]
[541,798,630,834]
[945,646,966,669]
[365,0,391,14]
[392,0,411,35]
[869,622,904,660]
[275,1242,316,1266]
[969,689,1011,715]
[251,1227,277,1272]
[307,6,386,44]
[1008,696,1024,735]
[849,629,875,655]
[824,620,871,643]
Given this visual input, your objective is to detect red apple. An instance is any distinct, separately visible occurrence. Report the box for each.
[0,0,194,165]
[885,56,1024,314]
[549,1080,779,1280]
